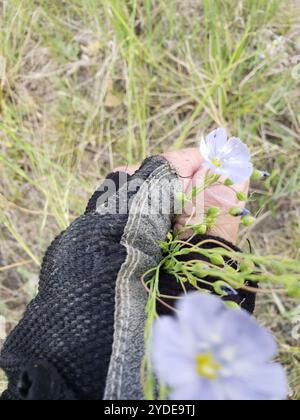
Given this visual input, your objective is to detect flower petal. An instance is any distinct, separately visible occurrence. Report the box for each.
[177,293,226,343]
[205,128,228,158]
[222,137,251,162]
[218,309,278,363]
[239,363,288,400]
[152,317,197,387]
[222,364,288,400]
[170,379,222,400]
[220,378,270,400]
[220,161,253,183]
[200,138,211,161]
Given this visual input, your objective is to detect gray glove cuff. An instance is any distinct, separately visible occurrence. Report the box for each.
[102,156,180,400]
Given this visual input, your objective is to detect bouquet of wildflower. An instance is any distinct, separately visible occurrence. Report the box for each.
[143,129,300,401]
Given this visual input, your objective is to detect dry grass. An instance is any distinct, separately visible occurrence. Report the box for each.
[0,0,300,399]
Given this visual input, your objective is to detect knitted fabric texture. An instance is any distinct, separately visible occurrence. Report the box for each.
[0,156,176,400]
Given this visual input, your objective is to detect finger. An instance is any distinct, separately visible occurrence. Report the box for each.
[163,148,204,177]
[203,178,250,244]
[175,166,251,242]
[163,148,203,191]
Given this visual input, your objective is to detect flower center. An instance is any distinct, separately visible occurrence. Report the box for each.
[195,353,221,380]
[212,157,222,168]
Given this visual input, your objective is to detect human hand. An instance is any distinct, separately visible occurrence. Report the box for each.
[116,148,249,245]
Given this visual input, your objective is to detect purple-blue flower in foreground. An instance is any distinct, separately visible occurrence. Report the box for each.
[151,293,288,400]
[200,128,253,184]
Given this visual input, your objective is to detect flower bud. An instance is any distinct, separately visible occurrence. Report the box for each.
[224,178,234,186]
[230,207,251,217]
[192,263,210,278]
[251,169,263,182]
[213,281,238,297]
[240,261,255,272]
[225,265,237,274]
[224,301,241,310]
[236,191,248,201]
[205,216,215,228]
[174,262,184,271]
[207,207,221,218]
[242,215,256,226]
[272,261,285,275]
[164,259,173,271]
[209,254,225,266]
[229,206,243,216]
[159,241,170,252]
[251,169,271,181]
[167,232,173,241]
[193,224,207,235]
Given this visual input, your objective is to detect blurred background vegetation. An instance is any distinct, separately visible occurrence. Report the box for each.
[0,0,299,398]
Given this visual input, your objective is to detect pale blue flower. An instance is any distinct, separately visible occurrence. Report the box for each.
[151,293,288,400]
[200,128,253,184]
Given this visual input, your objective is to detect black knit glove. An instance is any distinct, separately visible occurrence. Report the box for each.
[0,156,180,400]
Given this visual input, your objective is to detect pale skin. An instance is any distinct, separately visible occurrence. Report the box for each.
[115,148,249,244]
